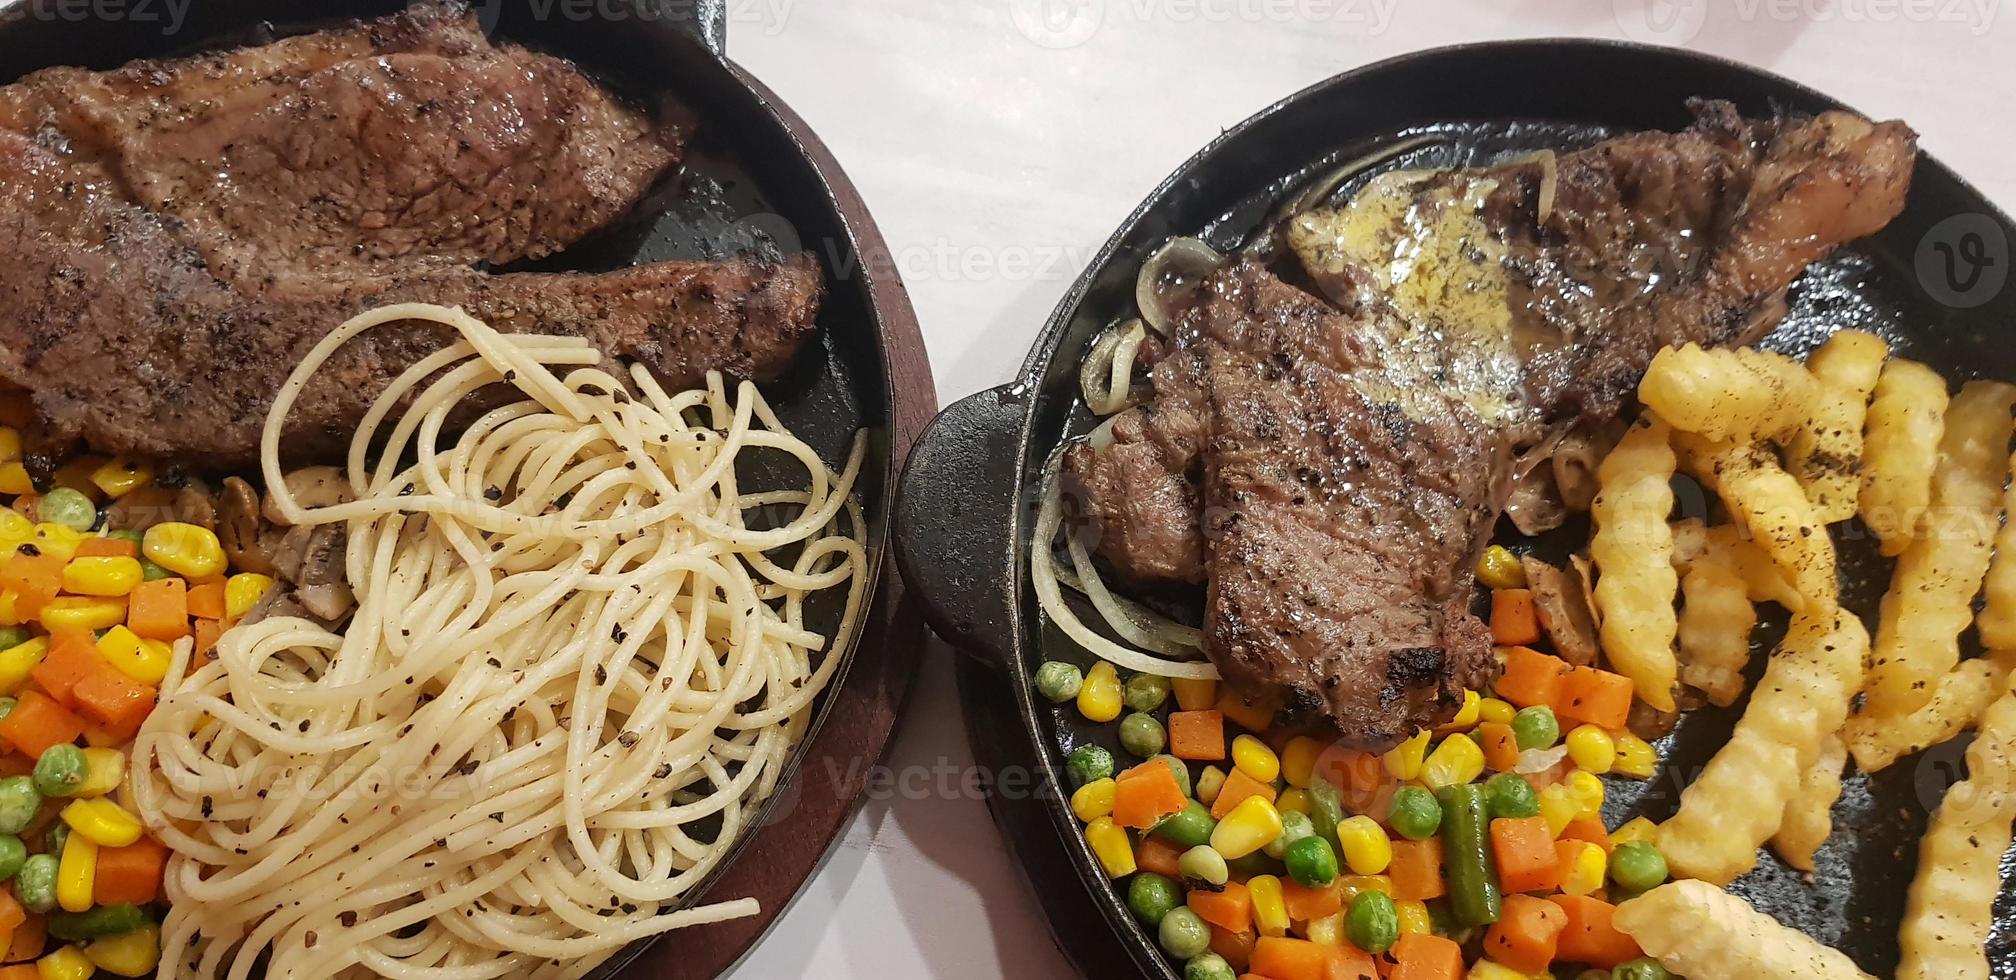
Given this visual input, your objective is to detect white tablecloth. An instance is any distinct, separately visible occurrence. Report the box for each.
[727,3,2016,976]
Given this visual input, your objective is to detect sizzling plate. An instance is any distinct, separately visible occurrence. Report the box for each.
[895,40,2016,978]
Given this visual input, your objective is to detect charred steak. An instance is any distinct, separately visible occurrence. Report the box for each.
[1064,104,1916,745]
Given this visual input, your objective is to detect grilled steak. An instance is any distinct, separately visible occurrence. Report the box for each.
[1063,104,1916,744]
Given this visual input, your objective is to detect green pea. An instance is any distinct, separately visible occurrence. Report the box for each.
[0,776,39,835]
[1612,958,1676,980]
[14,853,56,913]
[1387,786,1443,841]
[33,743,86,798]
[45,822,67,856]
[0,627,28,651]
[1609,841,1670,894]
[1151,754,1192,797]
[1264,810,1316,860]
[1346,889,1400,955]
[1178,845,1229,888]
[1127,872,1182,927]
[1119,713,1166,757]
[1185,952,1238,980]
[1151,801,1216,849]
[1283,834,1340,888]
[1225,849,1276,878]
[139,557,171,581]
[1034,662,1084,704]
[1158,907,1211,959]
[1512,705,1560,751]
[1066,744,1114,787]
[1124,673,1171,713]
[1485,772,1541,819]
[0,835,24,881]
[0,697,15,723]
[38,488,97,532]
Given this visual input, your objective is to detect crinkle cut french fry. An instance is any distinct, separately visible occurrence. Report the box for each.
[1640,343,1817,444]
[1676,559,1756,707]
[1617,879,1876,980]
[1897,680,2016,980]
[1592,416,1680,712]
[1863,381,2016,716]
[1790,329,1888,523]
[1670,518,1801,607]
[1846,658,2005,773]
[1860,358,1949,556]
[1975,447,2016,651]
[1773,734,1847,872]
[1674,433,1838,616]
[1657,609,1866,885]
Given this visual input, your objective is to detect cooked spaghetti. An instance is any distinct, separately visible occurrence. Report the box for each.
[131,304,866,980]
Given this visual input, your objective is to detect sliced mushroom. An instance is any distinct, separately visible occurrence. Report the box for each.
[1521,555,1600,667]
[218,477,284,577]
[1134,237,1223,335]
[1503,466,1568,536]
[172,479,217,530]
[103,485,177,532]
[264,466,349,526]
[272,524,354,621]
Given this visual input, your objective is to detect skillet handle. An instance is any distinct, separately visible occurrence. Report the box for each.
[894,384,1026,667]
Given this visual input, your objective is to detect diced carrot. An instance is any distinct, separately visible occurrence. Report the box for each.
[0,757,29,779]
[1323,945,1379,980]
[186,580,228,620]
[1388,933,1463,980]
[1210,925,1257,971]
[1215,687,1278,733]
[0,890,21,932]
[0,690,84,758]
[1491,589,1541,645]
[1495,646,1569,709]
[71,664,155,740]
[194,618,225,656]
[1557,666,1634,729]
[1251,937,1328,980]
[0,553,62,618]
[0,964,30,980]
[1209,766,1278,820]
[127,577,191,640]
[1485,894,1568,973]
[1169,710,1228,761]
[1478,722,1521,772]
[1491,816,1562,894]
[1113,761,1188,830]
[1554,895,1643,969]
[1282,878,1344,922]
[29,631,103,709]
[94,835,168,906]
[1138,835,1183,880]
[1388,838,1447,902]
[4,913,42,962]
[72,537,137,560]
[1560,817,1613,854]
[1189,880,1253,933]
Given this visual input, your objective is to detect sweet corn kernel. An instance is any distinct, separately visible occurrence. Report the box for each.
[36,946,96,980]
[76,748,125,799]
[1172,677,1218,712]
[0,509,32,548]
[0,462,31,496]
[1248,874,1290,937]
[1468,961,1536,980]
[1231,734,1281,784]
[1335,815,1394,875]
[50,459,104,502]
[1395,899,1433,936]
[1071,778,1116,823]
[1281,736,1323,788]
[38,596,128,632]
[31,523,86,563]
[1565,770,1606,819]
[1383,729,1432,781]
[142,522,227,579]
[86,923,162,978]
[1559,840,1607,896]
[1304,911,1345,947]
[0,591,18,627]
[1539,785,1579,837]
[1444,690,1481,730]
[1085,817,1134,878]
[61,797,144,848]
[1613,732,1657,779]
[62,556,143,598]
[57,833,98,912]
[1420,734,1486,791]
[1611,817,1660,847]
[0,636,48,695]
[88,459,153,500]
[1337,875,1393,904]
[1077,662,1122,723]
[95,626,170,686]
[226,572,276,619]
[1476,544,1527,589]
[1565,725,1617,774]
[1210,795,1283,859]
[1478,697,1518,726]
[1276,788,1311,815]
[0,428,18,464]
[1196,766,1228,806]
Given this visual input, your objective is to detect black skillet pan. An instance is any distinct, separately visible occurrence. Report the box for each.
[894,40,2016,979]
[0,2,938,977]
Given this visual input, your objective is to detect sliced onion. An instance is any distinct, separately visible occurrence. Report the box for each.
[1515,745,1570,774]
[1062,531,1205,657]
[1078,318,1146,416]
[1135,238,1223,335]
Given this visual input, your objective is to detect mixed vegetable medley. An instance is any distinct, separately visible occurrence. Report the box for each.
[1039,545,1679,980]
[0,397,272,980]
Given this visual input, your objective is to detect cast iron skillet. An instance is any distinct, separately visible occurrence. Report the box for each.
[894,40,2016,978]
[0,2,937,977]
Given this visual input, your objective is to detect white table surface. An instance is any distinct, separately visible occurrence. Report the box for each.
[725,3,2016,977]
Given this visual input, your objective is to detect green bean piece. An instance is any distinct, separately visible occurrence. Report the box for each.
[1184,952,1238,980]
[33,743,86,798]
[1346,890,1399,954]
[139,557,172,581]
[1511,705,1561,751]
[1485,772,1541,819]
[0,776,39,835]
[0,834,24,881]
[1437,783,1502,926]
[1612,958,1676,980]
[0,697,15,723]
[1283,835,1340,888]
[1157,907,1211,959]
[38,488,97,532]
[14,853,57,913]
[1387,785,1443,840]
[1126,872,1182,927]
[49,904,151,942]
[1119,713,1167,758]
[1124,673,1172,713]
[1066,744,1114,788]
[1034,662,1084,704]
[1609,841,1671,894]
[0,627,29,651]
[1263,810,1315,860]
[1305,777,1345,851]
[1150,801,1217,849]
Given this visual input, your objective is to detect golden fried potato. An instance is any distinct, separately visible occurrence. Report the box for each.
[1860,359,1950,556]
[1789,329,1888,522]
[1897,677,2016,980]
[1675,433,1838,616]
[1592,416,1680,712]
[1773,734,1847,873]
[1847,659,2006,773]
[1618,879,1875,979]
[1641,344,1815,444]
